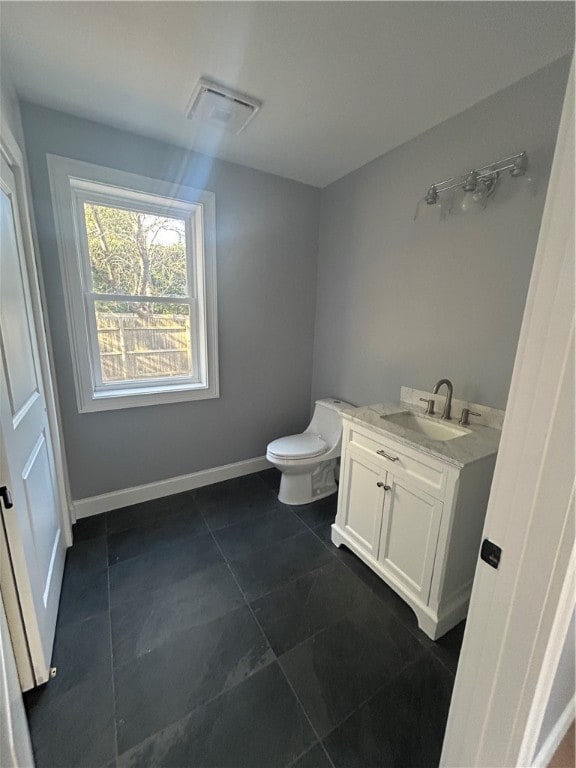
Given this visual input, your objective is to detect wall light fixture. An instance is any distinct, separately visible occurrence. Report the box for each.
[414,151,529,220]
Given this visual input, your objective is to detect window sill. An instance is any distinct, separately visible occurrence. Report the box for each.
[78,382,220,413]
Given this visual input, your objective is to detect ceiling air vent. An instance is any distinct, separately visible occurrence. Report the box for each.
[186,78,262,134]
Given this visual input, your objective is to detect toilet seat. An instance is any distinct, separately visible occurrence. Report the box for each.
[267,433,327,460]
[266,398,352,505]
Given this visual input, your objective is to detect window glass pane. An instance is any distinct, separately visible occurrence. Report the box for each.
[84,203,188,297]
[95,301,193,383]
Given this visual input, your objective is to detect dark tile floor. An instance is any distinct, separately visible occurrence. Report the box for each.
[25,469,463,768]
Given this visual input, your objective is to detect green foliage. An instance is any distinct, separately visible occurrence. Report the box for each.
[84,203,187,315]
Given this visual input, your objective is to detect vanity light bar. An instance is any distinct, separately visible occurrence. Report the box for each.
[424,151,528,204]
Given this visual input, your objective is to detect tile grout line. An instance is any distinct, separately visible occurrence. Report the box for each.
[106,501,210,570]
[200,507,277,659]
[227,550,334,608]
[103,487,459,687]
[211,518,315,564]
[200,484,399,663]
[286,742,334,768]
[113,623,278,763]
[101,479,323,575]
[236,576,337,768]
[326,539,427,628]
[104,502,237,762]
[423,643,459,680]
[106,527,211,572]
[109,513,374,664]
[110,531,339,766]
[299,508,465,671]
[100,588,446,761]
[276,663,337,768]
[104,513,120,767]
[201,490,338,603]
[108,534,335,677]
[201,502,335,768]
[275,597,431,764]
[334,548,462,674]
[298,519,461,689]
[320,651,431,752]
[110,481,457,758]
[212,516,405,667]
[103,491,310,599]
[77,481,460,767]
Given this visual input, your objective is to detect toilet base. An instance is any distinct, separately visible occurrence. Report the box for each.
[278,459,337,505]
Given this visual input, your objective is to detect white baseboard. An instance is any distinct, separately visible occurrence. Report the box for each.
[532,697,575,768]
[73,456,271,519]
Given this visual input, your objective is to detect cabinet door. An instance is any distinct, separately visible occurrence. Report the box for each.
[338,444,385,557]
[378,473,443,602]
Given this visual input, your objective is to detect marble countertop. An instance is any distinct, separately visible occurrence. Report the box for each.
[342,400,502,468]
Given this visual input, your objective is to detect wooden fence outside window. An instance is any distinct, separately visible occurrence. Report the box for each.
[96,313,192,382]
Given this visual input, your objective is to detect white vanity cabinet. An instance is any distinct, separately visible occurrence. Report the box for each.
[332,417,497,640]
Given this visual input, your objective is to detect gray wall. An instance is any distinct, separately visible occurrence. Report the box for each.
[19,55,571,500]
[21,104,320,499]
[311,56,571,411]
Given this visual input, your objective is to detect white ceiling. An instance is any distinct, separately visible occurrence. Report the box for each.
[1,2,573,187]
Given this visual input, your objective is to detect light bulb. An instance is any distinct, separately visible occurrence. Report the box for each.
[460,177,495,213]
[413,197,443,222]
[460,190,476,214]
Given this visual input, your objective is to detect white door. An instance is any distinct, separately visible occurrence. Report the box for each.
[0,152,66,687]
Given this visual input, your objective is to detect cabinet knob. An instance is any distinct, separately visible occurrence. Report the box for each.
[376,482,391,491]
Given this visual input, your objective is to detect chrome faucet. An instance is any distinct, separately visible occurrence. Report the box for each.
[432,379,454,420]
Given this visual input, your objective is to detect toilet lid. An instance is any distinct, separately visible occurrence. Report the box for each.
[267,433,327,460]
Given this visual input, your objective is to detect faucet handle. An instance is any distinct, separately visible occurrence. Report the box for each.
[419,397,435,416]
[459,408,481,426]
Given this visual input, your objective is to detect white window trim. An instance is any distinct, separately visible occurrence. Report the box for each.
[47,155,219,412]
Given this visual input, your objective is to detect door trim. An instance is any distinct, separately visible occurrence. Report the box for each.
[0,593,34,768]
[520,543,575,767]
[0,118,72,540]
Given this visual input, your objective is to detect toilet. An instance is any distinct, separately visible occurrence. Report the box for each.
[266,398,353,505]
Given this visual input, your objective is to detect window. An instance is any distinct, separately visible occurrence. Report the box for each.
[48,156,218,412]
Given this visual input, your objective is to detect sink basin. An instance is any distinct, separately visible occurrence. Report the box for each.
[380,411,470,441]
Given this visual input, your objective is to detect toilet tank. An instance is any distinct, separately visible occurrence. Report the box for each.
[306,398,353,449]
